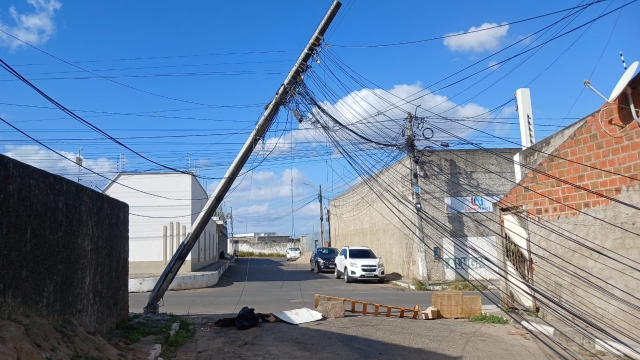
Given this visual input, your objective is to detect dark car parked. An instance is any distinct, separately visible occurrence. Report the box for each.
[310,247,339,273]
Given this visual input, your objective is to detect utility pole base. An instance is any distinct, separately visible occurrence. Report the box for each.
[143,303,159,314]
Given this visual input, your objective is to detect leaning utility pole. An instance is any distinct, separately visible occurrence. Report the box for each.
[318,185,325,247]
[407,113,428,283]
[144,0,342,314]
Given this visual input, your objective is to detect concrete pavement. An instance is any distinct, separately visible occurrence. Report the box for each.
[129,257,502,314]
[128,259,232,293]
[130,257,580,359]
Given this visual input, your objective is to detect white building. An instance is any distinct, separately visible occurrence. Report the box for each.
[103,172,219,274]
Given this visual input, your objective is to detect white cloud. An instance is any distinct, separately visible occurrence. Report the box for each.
[218,84,491,236]
[443,22,509,53]
[515,34,533,46]
[492,105,516,136]
[234,203,270,216]
[209,167,320,236]
[296,202,319,218]
[3,144,117,188]
[0,0,62,49]
[208,167,309,203]
[256,123,326,157]
[259,83,490,151]
[488,60,500,70]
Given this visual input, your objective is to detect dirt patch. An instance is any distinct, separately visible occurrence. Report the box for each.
[0,314,127,360]
[0,313,194,360]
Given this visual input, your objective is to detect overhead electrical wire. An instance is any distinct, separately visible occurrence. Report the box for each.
[330,1,607,48]
[0,29,281,109]
[289,23,640,353]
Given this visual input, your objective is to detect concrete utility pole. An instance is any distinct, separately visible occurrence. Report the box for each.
[144,0,342,314]
[319,185,325,247]
[76,148,83,183]
[326,205,331,247]
[407,113,428,283]
[230,207,234,238]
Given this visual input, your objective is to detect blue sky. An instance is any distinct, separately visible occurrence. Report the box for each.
[1,0,638,236]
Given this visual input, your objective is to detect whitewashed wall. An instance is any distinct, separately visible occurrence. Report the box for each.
[104,173,217,270]
[229,240,291,255]
[442,236,498,281]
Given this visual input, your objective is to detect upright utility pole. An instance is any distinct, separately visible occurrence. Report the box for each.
[144,0,342,314]
[326,205,332,247]
[76,148,83,183]
[319,185,325,247]
[230,207,234,239]
[407,113,428,282]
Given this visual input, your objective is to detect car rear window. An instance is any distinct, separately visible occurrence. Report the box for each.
[349,249,377,259]
[317,248,337,256]
[288,248,300,251]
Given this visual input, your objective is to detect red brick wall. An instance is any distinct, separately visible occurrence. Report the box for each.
[500,74,640,219]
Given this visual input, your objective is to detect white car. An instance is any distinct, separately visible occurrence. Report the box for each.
[285,247,301,261]
[334,246,385,283]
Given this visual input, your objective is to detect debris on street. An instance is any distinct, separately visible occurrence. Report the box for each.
[431,291,482,319]
[213,307,277,330]
[421,306,439,320]
[315,294,422,319]
[272,308,324,325]
[316,300,346,319]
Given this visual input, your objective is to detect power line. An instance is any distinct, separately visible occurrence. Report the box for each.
[330,1,606,48]
[0,30,279,108]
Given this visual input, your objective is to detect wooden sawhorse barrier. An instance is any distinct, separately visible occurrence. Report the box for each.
[315,294,421,319]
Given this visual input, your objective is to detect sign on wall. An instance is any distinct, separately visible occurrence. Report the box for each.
[445,196,495,213]
[442,237,498,281]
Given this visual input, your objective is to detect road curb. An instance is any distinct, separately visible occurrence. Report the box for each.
[128,261,231,293]
[520,320,640,359]
[147,344,161,360]
[390,280,499,292]
[390,280,415,290]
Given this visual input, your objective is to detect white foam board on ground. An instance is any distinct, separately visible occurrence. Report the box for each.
[273,308,323,325]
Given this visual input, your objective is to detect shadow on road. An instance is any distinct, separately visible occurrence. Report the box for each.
[212,258,399,289]
[179,313,463,359]
[212,257,332,288]
[385,272,403,281]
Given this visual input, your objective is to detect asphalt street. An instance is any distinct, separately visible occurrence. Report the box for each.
[130,257,501,315]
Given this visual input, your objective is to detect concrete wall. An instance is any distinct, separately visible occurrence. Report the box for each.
[521,187,640,340]
[0,154,129,334]
[499,75,640,340]
[229,240,291,255]
[331,149,518,281]
[216,222,228,257]
[419,149,519,281]
[104,172,216,273]
[190,176,218,270]
[331,157,420,279]
[301,232,322,253]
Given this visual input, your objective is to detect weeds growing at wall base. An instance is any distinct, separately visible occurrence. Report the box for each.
[159,315,195,359]
[469,313,509,324]
[412,279,488,291]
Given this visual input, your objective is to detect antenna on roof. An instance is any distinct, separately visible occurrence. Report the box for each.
[620,52,627,70]
[515,88,535,149]
[583,54,639,122]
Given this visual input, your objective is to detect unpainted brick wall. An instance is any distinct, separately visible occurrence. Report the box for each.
[497,74,640,338]
[0,154,129,334]
[500,73,640,218]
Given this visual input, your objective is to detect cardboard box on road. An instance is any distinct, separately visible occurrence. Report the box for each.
[431,292,481,319]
